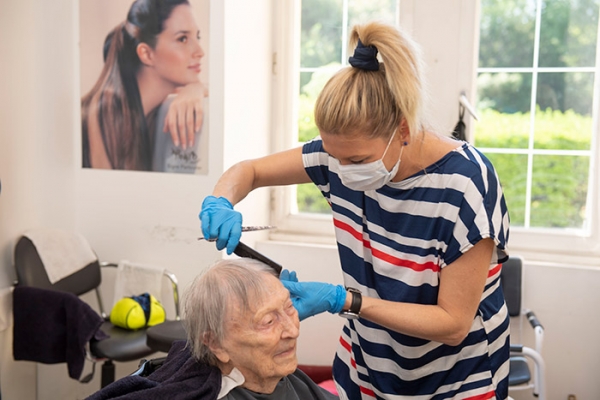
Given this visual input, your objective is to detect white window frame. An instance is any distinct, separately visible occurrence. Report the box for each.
[269,0,600,266]
[474,0,600,266]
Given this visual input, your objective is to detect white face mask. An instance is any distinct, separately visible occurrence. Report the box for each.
[334,131,403,191]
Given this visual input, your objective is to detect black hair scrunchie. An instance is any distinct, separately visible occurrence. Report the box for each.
[348,39,379,71]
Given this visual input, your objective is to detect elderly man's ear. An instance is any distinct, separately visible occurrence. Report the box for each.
[204,333,231,364]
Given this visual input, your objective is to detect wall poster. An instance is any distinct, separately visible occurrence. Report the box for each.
[80,0,210,174]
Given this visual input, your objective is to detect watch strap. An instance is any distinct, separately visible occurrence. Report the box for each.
[347,288,362,314]
[339,287,362,319]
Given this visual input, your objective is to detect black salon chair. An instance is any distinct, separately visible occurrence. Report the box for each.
[500,256,546,399]
[13,232,180,388]
[146,320,186,353]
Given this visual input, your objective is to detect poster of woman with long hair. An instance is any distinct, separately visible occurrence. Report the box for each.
[80,0,209,174]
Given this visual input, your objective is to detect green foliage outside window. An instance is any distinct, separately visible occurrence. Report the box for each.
[297,183,331,214]
[298,64,340,143]
[475,108,591,228]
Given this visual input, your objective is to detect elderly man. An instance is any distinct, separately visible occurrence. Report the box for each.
[183,258,338,399]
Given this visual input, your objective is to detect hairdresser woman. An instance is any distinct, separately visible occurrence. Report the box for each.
[200,22,510,399]
[82,0,206,171]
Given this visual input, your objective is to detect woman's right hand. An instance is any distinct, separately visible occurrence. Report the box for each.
[200,147,311,254]
[163,81,208,150]
[199,196,243,255]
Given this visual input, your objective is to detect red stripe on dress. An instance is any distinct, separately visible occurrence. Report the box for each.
[334,219,364,241]
[334,218,440,272]
[339,337,356,371]
[463,390,496,400]
[339,334,376,399]
[488,263,501,278]
[339,335,352,352]
[360,386,376,397]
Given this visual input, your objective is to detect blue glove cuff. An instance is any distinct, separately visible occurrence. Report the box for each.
[331,285,347,314]
[202,195,233,210]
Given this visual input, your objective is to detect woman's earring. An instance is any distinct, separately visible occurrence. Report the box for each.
[403,141,408,146]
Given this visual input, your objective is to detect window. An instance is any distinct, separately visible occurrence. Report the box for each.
[272,0,600,263]
[476,0,599,230]
[474,0,600,263]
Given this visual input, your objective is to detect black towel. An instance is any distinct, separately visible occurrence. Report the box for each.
[13,286,106,380]
[86,340,221,400]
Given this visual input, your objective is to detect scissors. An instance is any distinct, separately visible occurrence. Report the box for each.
[197,225,276,241]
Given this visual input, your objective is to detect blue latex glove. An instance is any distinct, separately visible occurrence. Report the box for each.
[199,196,243,255]
[281,279,347,321]
[279,269,298,282]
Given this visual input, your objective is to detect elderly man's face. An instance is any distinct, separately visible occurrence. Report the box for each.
[215,274,300,389]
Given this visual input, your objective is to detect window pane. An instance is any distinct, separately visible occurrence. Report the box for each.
[534,72,594,150]
[484,153,528,227]
[301,0,344,68]
[299,71,313,94]
[475,73,532,149]
[297,183,330,213]
[473,109,530,149]
[479,0,537,68]
[299,71,318,143]
[536,72,595,116]
[477,72,532,114]
[298,66,340,143]
[348,0,398,29]
[539,0,600,67]
[530,154,590,228]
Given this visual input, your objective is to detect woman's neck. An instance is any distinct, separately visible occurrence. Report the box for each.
[392,130,460,182]
[136,67,177,116]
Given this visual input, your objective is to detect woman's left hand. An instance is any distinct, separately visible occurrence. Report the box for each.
[163,81,208,149]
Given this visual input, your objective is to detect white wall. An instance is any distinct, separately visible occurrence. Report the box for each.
[0,0,272,398]
[517,262,600,400]
[0,0,79,397]
[1,0,599,399]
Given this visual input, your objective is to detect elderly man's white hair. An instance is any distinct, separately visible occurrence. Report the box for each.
[182,258,279,365]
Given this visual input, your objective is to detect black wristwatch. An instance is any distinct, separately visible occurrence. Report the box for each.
[339,287,362,319]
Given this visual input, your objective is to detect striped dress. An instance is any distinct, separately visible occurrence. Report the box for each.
[302,138,510,399]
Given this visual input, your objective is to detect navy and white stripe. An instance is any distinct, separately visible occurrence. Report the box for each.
[302,138,510,399]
